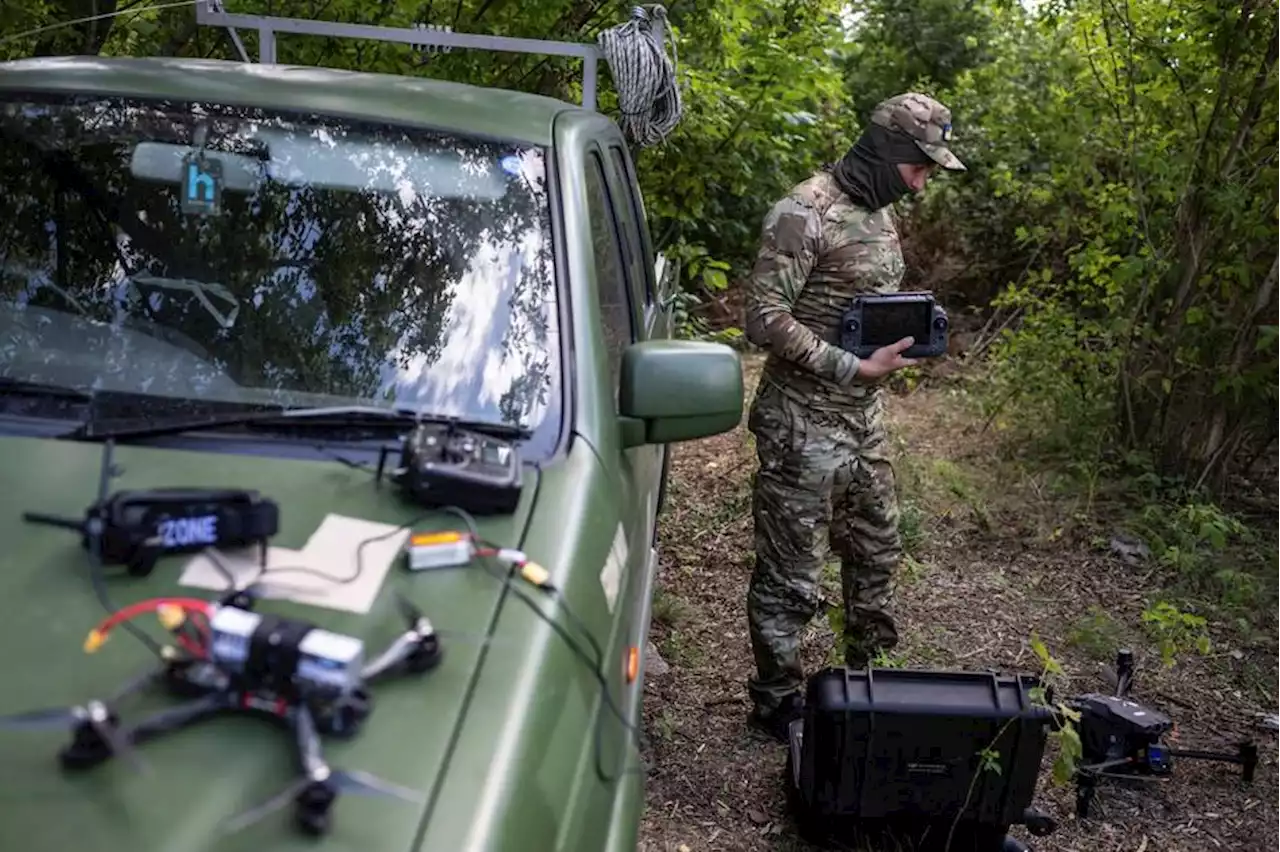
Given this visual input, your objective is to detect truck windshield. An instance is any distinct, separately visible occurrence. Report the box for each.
[0,94,562,456]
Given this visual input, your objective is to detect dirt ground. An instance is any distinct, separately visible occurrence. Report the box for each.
[636,352,1278,852]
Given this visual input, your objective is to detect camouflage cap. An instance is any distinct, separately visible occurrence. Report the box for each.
[869,92,966,172]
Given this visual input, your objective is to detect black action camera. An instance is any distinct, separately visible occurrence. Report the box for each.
[840,291,949,359]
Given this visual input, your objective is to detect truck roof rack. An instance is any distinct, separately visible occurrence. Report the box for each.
[194,0,652,113]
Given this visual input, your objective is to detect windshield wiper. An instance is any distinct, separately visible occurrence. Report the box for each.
[61,404,531,443]
[0,377,94,401]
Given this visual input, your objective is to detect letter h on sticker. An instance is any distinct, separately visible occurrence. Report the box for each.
[181,155,222,215]
[187,163,216,201]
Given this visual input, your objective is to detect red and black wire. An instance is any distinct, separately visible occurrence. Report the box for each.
[83,596,214,659]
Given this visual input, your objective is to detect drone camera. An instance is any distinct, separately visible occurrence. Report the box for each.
[377,422,522,516]
[209,606,364,698]
[23,487,279,576]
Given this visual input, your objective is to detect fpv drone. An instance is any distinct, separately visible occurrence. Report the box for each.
[1066,647,1258,818]
[0,586,444,836]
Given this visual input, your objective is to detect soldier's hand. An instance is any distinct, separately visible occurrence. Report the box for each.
[854,336,919,383]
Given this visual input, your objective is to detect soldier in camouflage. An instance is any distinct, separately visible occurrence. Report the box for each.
[741,92,966,741]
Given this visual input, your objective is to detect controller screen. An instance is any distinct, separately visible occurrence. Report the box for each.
[861,299,932,347]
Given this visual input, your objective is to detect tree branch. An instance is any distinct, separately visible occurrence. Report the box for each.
[1221,19,1278,180]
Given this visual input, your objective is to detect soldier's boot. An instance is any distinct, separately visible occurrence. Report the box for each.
[843,621,898,671]
[747,691,805,743]
[746,542,822,743]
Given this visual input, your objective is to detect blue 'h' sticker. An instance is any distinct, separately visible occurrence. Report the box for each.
[181,154,223,215]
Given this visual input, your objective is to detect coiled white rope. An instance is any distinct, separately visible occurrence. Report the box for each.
[596,4,683,147]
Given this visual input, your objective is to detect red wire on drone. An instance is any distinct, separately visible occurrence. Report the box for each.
[85,596,214,656]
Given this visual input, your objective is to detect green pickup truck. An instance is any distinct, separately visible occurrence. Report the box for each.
[0,13,743,852]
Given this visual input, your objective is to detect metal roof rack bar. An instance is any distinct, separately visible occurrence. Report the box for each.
[193,0,602,110]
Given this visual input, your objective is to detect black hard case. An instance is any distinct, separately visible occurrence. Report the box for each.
[786,667,1056,851]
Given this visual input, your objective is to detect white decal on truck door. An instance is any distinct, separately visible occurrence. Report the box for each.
[600,523,628,613]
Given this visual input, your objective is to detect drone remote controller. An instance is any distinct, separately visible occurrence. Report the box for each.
[840,291,949,360]
[378,422,522,515]
[22,487,279,576]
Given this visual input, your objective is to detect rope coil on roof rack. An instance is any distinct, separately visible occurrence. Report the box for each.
[596,4,682,148]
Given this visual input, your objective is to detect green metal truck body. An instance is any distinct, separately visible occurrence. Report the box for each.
[0,52,742,852]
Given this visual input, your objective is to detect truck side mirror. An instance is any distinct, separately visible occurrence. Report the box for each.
[617,340,743,448]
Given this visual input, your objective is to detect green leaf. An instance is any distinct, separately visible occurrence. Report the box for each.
[701,268,729,291]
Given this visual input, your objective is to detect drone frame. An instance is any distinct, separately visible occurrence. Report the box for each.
[1,589,444,837]
[1067,648,1258,819]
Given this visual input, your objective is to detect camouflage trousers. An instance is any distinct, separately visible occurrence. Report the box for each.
[745,379,902,714]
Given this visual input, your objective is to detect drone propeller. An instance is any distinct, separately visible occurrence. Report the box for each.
[221,764,424,835]
[0,665,157,772]
[0,704,100,730]
[0,699,145,772]
[222,703,422,835]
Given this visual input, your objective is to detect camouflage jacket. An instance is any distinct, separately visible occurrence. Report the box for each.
[743,169,905,411]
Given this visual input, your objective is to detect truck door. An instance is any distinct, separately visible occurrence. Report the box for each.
[580,140,664,780]
[599,141,667,528]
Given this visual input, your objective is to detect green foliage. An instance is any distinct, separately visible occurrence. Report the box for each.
[1028,632,1083,787]
[636,1,851,275]
[850,0,1278,495]
[854,0,1277,656]
[897,499,926,556]
[1067,605,1125,661]
[1140,601,1212,667]
[1132,499,1250,579]
[841,0,1005,120]
[1123,494,1274,622]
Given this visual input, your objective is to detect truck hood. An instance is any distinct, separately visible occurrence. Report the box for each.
[0,433,535,852]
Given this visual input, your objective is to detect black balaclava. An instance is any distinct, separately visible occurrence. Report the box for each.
[829,123,937,211]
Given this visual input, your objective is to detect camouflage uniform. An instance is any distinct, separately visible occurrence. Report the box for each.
[742,93,965,720]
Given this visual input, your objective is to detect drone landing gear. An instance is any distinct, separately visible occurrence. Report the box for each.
[1074,740,1260,818]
